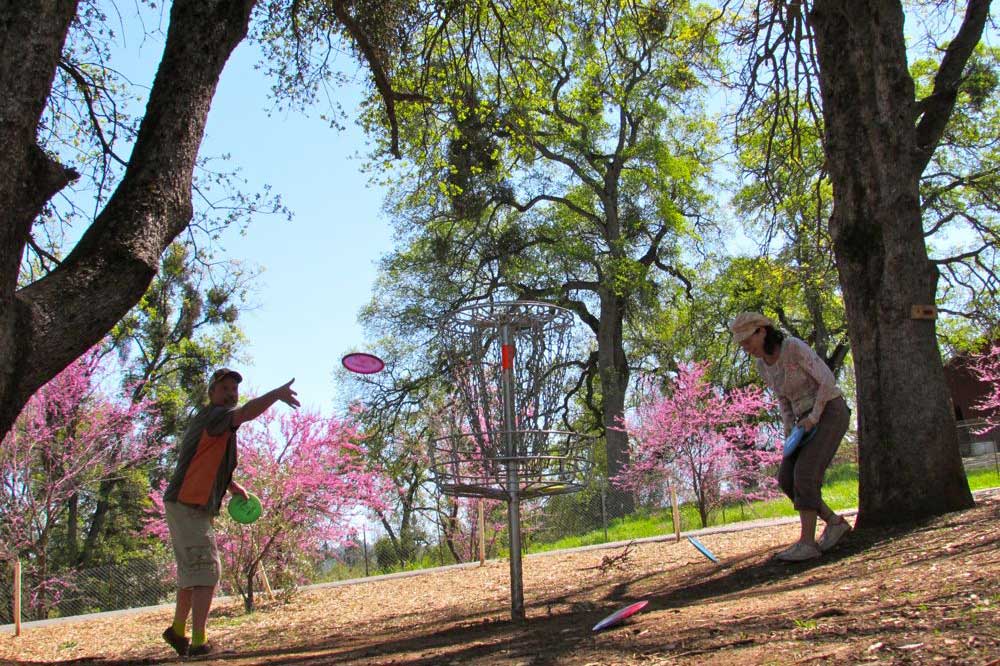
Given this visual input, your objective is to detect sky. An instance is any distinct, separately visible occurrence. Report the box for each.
[113,14,394,414]
[200,49,393,413]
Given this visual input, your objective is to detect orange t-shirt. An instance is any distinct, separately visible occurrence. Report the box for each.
[163,405,238,513]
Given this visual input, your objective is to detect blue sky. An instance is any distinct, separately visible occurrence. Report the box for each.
[200,46,392,413]
[112,18,393,413]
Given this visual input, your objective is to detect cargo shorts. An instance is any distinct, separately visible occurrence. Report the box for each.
[164,500,222,588]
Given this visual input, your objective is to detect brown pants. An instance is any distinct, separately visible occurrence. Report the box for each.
[777,396,850,511]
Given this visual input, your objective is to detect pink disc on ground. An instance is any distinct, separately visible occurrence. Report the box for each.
[592,600,649,632]
[342,353,386,374]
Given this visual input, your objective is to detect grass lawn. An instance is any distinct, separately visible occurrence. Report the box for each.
[968,464,1000,491]
[529,463,1000,553]
[323,463,1000,576]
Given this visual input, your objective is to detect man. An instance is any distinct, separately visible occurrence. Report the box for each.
[161,368,300,657]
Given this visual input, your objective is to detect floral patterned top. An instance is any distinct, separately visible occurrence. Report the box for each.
[756,337,842,435]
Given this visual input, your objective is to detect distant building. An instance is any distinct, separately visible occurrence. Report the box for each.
[943,350,1000,456]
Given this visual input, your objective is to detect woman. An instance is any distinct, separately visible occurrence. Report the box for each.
[730,312,852,562]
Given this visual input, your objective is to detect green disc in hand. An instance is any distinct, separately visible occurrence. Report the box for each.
[228,493,263,524]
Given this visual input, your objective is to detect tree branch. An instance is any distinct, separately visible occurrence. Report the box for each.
[913,0,992,173]
[8,0,256,424]
[328,0,404,158]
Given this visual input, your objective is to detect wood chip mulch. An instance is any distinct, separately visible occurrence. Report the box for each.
[2,490,998,665]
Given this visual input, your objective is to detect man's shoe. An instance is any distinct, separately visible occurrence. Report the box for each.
[162,627,189,656]
[818,520,852,552]
[775,541,821,562]
[188,641,215,658]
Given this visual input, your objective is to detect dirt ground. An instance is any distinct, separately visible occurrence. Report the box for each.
[3,490,998,666]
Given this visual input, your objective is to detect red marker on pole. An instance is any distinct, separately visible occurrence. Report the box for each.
[501,343,515,370]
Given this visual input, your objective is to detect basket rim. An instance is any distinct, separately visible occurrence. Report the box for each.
[439,300,576,334]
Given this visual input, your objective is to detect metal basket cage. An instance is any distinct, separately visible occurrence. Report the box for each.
[432,300,594,621]
[430,429,594,499]
[437,301,586,444]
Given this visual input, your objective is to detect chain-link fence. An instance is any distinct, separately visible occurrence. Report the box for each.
[956,418,999,477]
[0,556,173,625]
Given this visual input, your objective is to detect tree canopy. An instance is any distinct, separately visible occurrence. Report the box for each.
[358,0,723,515]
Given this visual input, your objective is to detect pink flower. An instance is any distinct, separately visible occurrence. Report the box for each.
[616,362,782,526]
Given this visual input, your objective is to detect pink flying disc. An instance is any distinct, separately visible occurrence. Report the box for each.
[342,352,385,374]
[592,600,649,632]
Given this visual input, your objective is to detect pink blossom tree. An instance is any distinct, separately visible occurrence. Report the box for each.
[968,343,1000,433]
[617,362,781,527]
[0,348,164,620]
[148,408,390,612]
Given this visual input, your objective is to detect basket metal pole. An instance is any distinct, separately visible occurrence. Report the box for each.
[500,322,525,621]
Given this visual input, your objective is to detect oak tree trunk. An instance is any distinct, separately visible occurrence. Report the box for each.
[598,292,635,518]
[808,0,981,526]
[0,0,256,440]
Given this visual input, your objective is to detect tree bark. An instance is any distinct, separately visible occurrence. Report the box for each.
[245,567,256,613]
[808,0,981,526]
[79,480,113,567]
[0,0,256,440]
[598,292,635,518]
[0,0,80,442]
[66,492,79,564]
[444,498,462,563]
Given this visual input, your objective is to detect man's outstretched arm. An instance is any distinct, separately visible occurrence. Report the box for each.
[232,379,300,427]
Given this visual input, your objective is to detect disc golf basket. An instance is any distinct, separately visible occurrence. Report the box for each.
[431,301,593,620]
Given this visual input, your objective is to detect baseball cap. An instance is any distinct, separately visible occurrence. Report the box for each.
[209,368,243,389]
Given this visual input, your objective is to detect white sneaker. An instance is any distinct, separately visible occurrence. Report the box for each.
[775,541,821,562]
[817,520,851,552]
